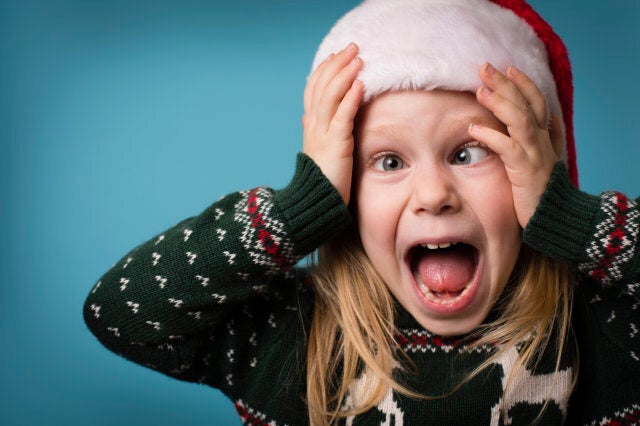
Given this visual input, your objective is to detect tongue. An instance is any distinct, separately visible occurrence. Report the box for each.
[416,248,475,293]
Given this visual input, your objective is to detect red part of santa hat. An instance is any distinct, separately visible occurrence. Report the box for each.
[311,0,577,186]
[490,0,576,185]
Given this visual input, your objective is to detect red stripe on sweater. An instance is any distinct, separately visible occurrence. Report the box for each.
[247,189,290,269]
[234,401,273,426]
[590,193,630,282]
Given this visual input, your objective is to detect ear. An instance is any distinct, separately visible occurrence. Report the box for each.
[549,113,565,158]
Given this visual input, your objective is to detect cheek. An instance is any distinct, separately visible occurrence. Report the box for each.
[355,185,386,241]
[471,177,522,276]
[458,167,521,248]
[480,189,518,231]
[487,178,519,232]
[464,165,517,224]
[354,180,403,263]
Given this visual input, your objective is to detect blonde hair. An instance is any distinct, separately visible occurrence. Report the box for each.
[306,224,575,425]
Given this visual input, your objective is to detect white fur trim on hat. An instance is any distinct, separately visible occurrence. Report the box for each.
[310,0,564,152]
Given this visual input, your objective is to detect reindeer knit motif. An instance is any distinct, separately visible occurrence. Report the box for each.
[84,155,640,425]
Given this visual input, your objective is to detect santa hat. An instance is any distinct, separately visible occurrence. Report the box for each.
[311,0,577,185]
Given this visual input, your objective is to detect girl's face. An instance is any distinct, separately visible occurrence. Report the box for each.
[354,90,521,337]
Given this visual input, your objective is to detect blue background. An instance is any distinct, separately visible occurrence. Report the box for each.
[1,1,638,425]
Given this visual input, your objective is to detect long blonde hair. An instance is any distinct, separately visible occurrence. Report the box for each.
[306,224,575,425]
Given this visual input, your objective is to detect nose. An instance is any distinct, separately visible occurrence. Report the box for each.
[409,165,460,215]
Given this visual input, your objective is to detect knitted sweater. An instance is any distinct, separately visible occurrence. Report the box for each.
[84,154,640,425]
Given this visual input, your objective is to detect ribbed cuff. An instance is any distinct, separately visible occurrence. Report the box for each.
[523,162,601,264]
[273,153,351,255]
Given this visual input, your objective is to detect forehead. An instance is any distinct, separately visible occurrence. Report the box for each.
[356,90,502,136]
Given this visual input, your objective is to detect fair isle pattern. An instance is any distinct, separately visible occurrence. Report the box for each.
[589,403,640,426]
[234,399,284,426]
[83,156,640,426]
[579,192,639,285]
[396,328,494,354]
[626,282,640,298]
[235,188,296,274]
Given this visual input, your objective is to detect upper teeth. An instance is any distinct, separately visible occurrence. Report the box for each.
[420,242,456,249]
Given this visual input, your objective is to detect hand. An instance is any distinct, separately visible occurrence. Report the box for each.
[302,42,364,205]
[468,63,563,228]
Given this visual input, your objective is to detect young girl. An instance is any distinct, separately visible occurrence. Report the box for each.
[84,0,640,424]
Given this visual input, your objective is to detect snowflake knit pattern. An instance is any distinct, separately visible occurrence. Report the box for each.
[85,155,640,425]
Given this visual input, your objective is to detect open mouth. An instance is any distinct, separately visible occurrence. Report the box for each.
[409,242,479,308]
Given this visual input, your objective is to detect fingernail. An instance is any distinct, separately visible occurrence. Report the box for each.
[346,42,357,52]
[468,123,476,133]
[507,66,520,77]
[484,63,496,75]
[350,57,361,67]
[477,86,490,97]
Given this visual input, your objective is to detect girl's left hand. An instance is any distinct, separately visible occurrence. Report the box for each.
[468,63,564,228]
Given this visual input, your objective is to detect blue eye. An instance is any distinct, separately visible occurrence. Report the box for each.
[374,154,404,171]
[452,145,489,165]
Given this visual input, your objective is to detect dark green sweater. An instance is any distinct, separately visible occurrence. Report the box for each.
[84,154,640,425]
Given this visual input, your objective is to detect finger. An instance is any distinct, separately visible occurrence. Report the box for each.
[331,79,364,136]
[476,85,539,147]
[304,52,345,132]
[468,122,525,167]
[309,43,359,114]
[505,66,548,128]
[479,63,534,122]
[316,56,363,128]
[304,53,334,113]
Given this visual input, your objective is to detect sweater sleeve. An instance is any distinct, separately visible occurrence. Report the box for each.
[523,161,640,288]
[83,153,350,389]
[523,161,640,370]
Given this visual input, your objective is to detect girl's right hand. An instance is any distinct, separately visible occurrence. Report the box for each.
[302,42,364,205]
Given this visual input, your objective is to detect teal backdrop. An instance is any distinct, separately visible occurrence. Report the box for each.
[1,1,638,424]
